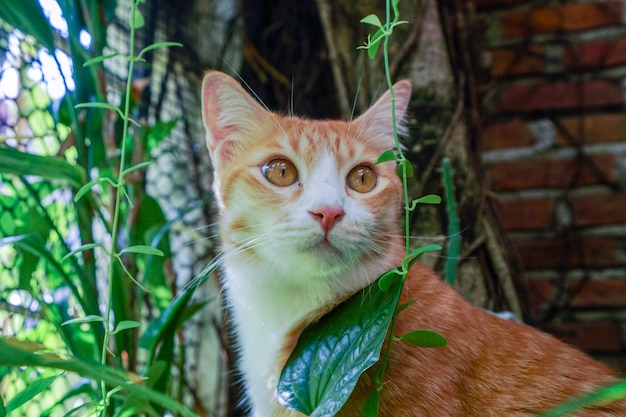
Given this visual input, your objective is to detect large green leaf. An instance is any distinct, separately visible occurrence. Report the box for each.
[0,337,199,417]
[0,0,56,52]
[139,264,218,359]
[0,147,86,189]
[277,272,404,416]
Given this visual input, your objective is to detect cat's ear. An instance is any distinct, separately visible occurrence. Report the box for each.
[201,71,268,160]
[354,80,412,146]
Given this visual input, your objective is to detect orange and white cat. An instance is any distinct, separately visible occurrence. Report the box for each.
[200,70,625,417]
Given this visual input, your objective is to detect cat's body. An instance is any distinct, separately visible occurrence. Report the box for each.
[200,70,625,417]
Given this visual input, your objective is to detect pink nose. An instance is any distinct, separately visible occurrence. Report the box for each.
[309,207,345,234]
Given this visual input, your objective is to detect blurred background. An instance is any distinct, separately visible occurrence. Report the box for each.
[0,0,624,415]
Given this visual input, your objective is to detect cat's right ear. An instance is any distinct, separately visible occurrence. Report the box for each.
[201,71,267,162]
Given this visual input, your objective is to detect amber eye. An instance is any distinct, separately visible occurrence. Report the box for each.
[262,158,298,187]
[347,165,377,193]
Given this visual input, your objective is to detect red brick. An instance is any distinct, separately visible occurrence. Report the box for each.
[557,113,626,146]
[487,154,616,191]
[498,80,623,113]
[527,277,626,311]
[481,119,534,150]
[501,2,623,37]
[540,320,624,352]
[525,278,553,313]
[564,38,626,69]
[490,45,544,78]
[495,198,556,230]
[571,192,626,227]
[514,237,623,269]
[570,278,626,309]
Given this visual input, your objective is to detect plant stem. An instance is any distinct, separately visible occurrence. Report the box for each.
[382,1,411,259]
[100,1,139,414]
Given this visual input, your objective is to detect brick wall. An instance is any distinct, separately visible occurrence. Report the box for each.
[472,0,626,370]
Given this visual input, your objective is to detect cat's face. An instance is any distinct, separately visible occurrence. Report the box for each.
[201,71,411,287]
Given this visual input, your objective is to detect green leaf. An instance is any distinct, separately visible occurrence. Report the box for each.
[138,42,183,60]
[401,244,442,272]
[62,315,106,326]
[360,14,383,28]
[111,320,141,335]
[61,243,107,263]
[396,300,416,314]
[398,330,447,348]
[396,159,413,178]
[374,149,397,164]
[4,374,62,414]
[0,337,199,417]
[367,28,385,60]
[413,194,441,205]
[277,276,404,416]
[75,102,123,119]
[83,53,122,67]
[121,161,154,178]
[539,379,626,417]
[119,245,164,257]
[130,9,145,29]
[74,177,116,202]
[361,389,379,417]
[0,147,87,189]
[368,37,382,60]
[378,268,402,292]
[139,263,218,356]
[146,118,180,152]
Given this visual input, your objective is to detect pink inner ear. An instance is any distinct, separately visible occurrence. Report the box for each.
[203,86,234,146]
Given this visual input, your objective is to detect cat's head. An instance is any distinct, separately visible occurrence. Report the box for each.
[201,71,411,290]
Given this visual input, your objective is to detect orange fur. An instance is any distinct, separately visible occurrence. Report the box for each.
[201,70,625,417]
[336,263,626,416]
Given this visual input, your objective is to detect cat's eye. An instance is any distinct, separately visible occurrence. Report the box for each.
[262,158,298,187]
[347,165,377,193]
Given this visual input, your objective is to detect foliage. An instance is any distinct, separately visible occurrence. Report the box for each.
[0,0,203,416]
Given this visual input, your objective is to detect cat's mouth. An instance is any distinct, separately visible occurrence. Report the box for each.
[303,235,349,262]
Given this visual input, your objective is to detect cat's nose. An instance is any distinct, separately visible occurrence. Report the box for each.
[309,207,345,234]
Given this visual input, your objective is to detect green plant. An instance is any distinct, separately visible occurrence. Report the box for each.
[277,1,447,416]
[0,1,205,416]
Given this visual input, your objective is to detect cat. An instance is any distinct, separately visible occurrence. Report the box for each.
[200,70,625,417]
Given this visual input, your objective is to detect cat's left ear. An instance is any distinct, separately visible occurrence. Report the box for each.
[354,80,412,146]
[201,70,268,162]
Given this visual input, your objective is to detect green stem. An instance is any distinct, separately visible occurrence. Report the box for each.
[100,1,139,414]
[382,1,411,258]
[372,0,412,397]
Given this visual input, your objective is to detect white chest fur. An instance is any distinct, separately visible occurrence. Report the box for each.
[222,246,403,417]
[223,261,338,417]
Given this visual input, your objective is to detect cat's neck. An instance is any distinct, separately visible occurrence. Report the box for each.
[221,244,404,416]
